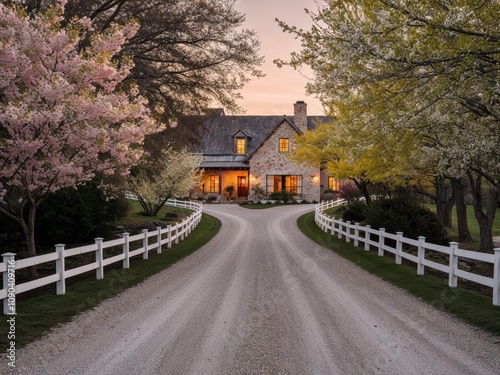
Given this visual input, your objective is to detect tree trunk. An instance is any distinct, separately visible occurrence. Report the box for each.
[352,177,372,206]
[435,175,454,228]
[153,196,170,216]
[137,194,155,216]
[450,177,472,242]
[467,172,497,251]
[17,203,39,276]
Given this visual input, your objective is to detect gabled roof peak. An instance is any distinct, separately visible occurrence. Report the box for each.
[231,129,253,138]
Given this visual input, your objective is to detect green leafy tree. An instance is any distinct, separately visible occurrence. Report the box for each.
[278,0,500,250]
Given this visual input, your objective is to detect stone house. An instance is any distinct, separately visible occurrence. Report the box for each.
[195,101,336,202]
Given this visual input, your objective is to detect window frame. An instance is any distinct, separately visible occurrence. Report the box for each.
[328,176,340,191]
[235,138,246,155]
[278,138,290,153]
[209,175,220,193]
[266,175,303,195]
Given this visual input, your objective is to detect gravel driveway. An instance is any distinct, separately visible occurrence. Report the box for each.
[5,204,500,374]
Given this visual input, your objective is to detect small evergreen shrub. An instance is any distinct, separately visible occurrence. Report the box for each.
[270,190,294,204]
[339,201,368,223]
[35,182,128,250]
[365,198,449,244]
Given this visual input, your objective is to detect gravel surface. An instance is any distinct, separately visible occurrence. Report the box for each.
[3,204,499,374]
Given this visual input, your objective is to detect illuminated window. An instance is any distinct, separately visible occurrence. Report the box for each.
[266,175,303,194]
[235,138,246,155]
[328,177,340,191]
[209,175,219,193]
[278,138,289,153]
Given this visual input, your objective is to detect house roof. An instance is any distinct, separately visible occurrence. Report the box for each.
[199,155,248,169]
[181,113,331,169]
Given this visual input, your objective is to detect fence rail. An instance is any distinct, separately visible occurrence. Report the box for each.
[315,200,500,306]
[1,199,203,315]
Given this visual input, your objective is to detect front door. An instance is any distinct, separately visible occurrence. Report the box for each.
[237,176,248,197]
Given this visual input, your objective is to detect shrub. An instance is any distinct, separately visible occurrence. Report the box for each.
[338,181,362,201]
[339,201,368,223]
[207,195,218,203]
[270,190,294,204]
[224,185,235,199]
[35,182,128,250]
[365,198,449,244]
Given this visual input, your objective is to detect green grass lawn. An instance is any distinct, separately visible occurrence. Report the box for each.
[239,203,286,209]
[121,199,193,225]
[239,202,312,209]
[441,206,500,245]
[0,211,221,351]
[298,211,500,336]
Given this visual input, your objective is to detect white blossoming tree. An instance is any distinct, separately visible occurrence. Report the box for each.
[128,147,203,216]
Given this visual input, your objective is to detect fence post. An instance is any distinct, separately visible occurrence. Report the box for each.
[95,238,104,280]
[354,223,360,247]
[493,248,500,306]
[449,242,459,288]
[337,219,343,240]
[2,253,16,315]
[364,225,371,251]
[395,232,403,265]
[330,218,336,236]
[417,236,426,275]
[378,228,385,256]
[122,233,130,269]
[167,225,172,249]
[157,227,162,254]
[175,224,180,245]
[142,229,149,260]
[346,221,352,243]
[55,244,66,295]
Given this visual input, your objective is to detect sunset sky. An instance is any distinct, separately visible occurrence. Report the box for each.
[234,0,325,115]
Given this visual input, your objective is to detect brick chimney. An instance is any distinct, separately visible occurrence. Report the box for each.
[293,101,307,132]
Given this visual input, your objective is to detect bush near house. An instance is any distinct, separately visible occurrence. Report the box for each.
[270,190,295,204]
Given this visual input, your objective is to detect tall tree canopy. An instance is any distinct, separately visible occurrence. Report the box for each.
[18,0,264,122]
[278,0,500,250]
[0,1,155,260]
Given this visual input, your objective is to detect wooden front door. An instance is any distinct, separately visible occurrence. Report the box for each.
[237,176,248,197]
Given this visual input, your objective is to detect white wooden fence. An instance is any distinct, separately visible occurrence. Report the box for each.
[315,200,500,306]
[1,199,203,315]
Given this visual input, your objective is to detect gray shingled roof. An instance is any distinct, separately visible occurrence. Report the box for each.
[187,114,330,169]
[202,116,329,154]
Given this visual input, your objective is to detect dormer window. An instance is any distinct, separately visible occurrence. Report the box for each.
[232,129,252,155]
[235,138,246,155]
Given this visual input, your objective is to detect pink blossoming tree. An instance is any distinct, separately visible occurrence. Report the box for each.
[0,1,155,263]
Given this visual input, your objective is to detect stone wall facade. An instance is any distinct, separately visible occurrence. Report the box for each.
[249,120,320,202]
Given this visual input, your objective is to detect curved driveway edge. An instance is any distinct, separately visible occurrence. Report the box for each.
[4,204,499,374]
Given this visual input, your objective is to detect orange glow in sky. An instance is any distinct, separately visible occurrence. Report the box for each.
[234,0,325,115]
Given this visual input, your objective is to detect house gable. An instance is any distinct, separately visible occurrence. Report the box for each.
[244,117,302,162]
[248,118,310,175]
